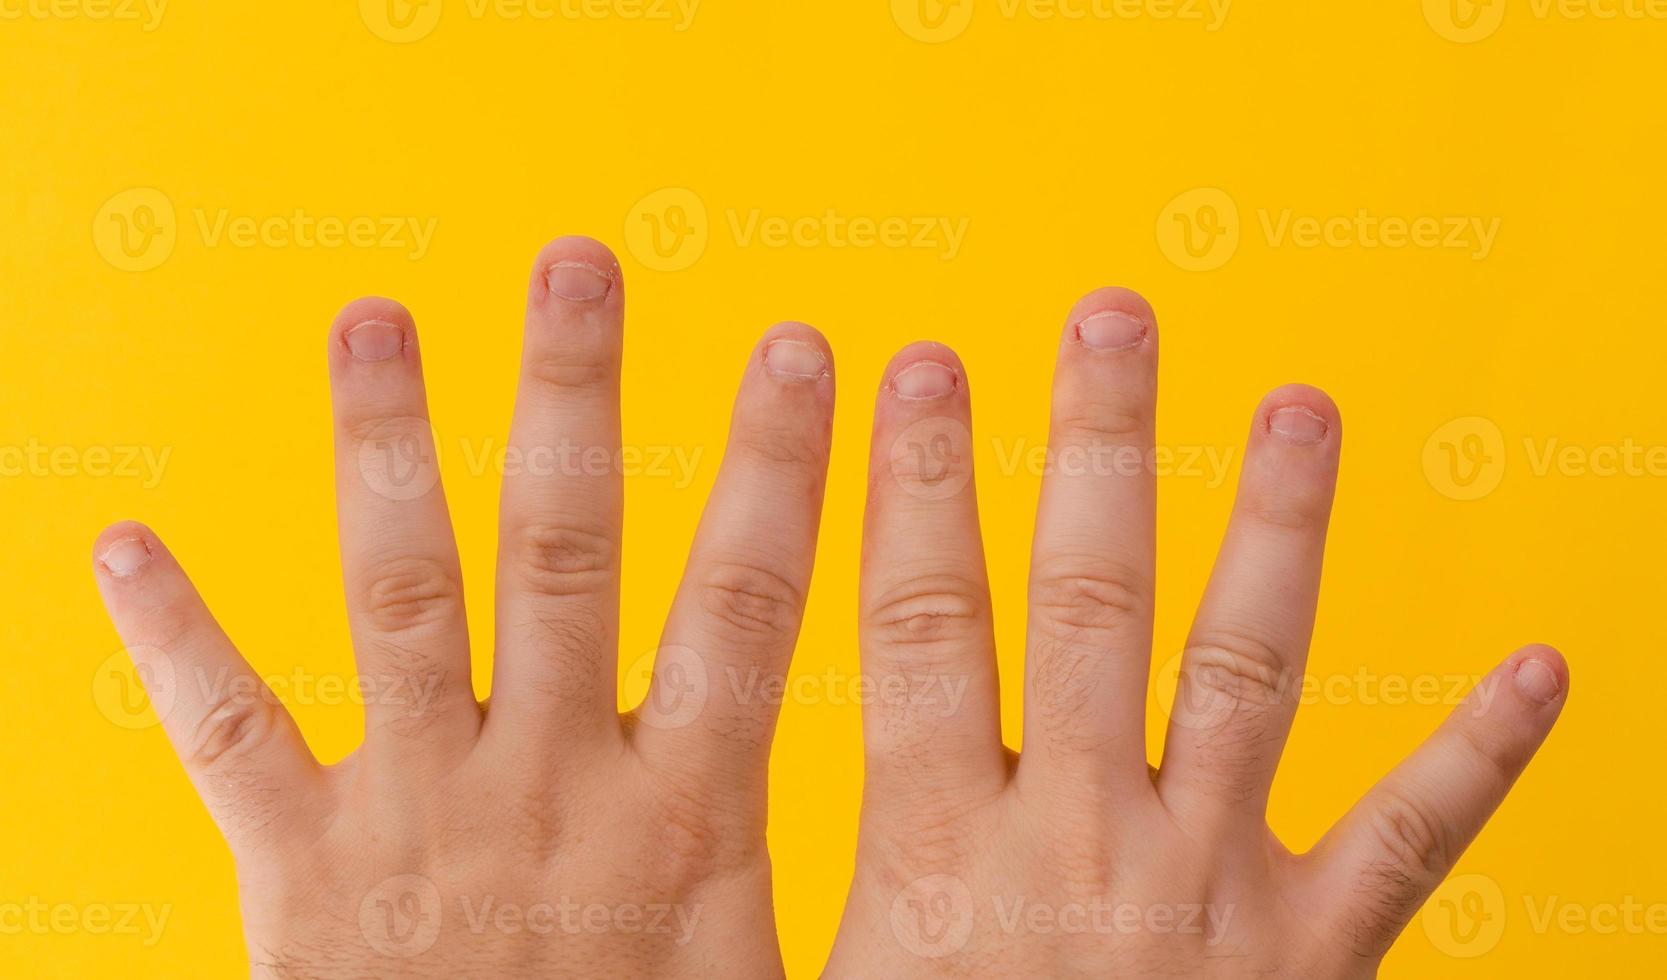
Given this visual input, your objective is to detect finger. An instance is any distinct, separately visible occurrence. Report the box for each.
[858,343,1006,807]
[329,298,478,759]
[1157,385,1341,827]
[487,237,625,749]
[92,523,324,855]
[1017,288,1159,798]
[1302,646,1569,960]
[634,324,834,794]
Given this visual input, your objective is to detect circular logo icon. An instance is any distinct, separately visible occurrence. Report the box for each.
[891,0,974,43]
[890,874,974,958]
[1156,187,1240,272]
[889,416,974,501]
[1423,0,1505,43]
[1152,649,1248,733]
[624,188,709,272]
[1422,416,1505,501]
[357,417,443,502]
[629,645,709,730]
[93,646,177,731]
[360,0,443,43]
[359,874,442,957]
[1421,872,1506,958]
[93,188,177,272]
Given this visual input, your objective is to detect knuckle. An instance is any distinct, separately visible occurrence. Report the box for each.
[509,521,617,599]
[1366,789,1450,878]
[697,560,804,640]
[1029,564,1149,635]
[647,779,754,883]
[1239,484,1328,532]
[865,574,987,652]
[358,556,461,635]
[523,345,615,394]
[731,427,823,468]
[1182,631,1295,714]
[1053,405,1149,445]
[186,696,276,772]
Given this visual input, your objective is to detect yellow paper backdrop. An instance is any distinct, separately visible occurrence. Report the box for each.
[3,1,1663,975]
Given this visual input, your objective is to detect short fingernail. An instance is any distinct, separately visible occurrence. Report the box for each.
[891,360,958,400]
[1076,311,1148,351]
[344,320,405,362]
[98,537,153,578]
[1269,406,1329,445]
[546,261,613,302]
[1514,658,1563,704]
[764,339,828,380]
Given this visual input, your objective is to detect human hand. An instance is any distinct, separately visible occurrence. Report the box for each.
[825,288,1568,977]
[92,238,835,978]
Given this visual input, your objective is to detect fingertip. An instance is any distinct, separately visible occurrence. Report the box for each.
[328,297,417,367]
[93,521,158,580]
[760,321,834,384]
[1063,287,1158,353]
[881,341,965,402]
[1256,384,1342,449]
[1507,644,1570,707]
[531,235,624,305]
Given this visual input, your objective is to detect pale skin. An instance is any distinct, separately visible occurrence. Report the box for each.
[92,240,1567,978]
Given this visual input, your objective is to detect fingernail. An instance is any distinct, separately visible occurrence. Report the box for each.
[1269,406,1328,445]
[764,339,828,380]
[344,320,405,362]
[1076,311,1148,351]
[546,261,613,302]
[891,361,958,400]
[1514,658,1562,704]
[99,537,153,578]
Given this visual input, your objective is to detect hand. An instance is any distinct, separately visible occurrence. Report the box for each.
[91,238,835,978]
[824,288,1568,977]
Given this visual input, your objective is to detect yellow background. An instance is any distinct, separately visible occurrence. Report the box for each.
[3,0,1663,975]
